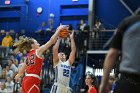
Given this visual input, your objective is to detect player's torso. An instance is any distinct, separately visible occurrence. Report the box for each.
[26,49,44,76]
[55,60,71,86]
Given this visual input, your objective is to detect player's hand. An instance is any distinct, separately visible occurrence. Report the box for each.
[70,30,74,39]
[57,36,62,40]
[56,25,68,32]
[15,74,20,82]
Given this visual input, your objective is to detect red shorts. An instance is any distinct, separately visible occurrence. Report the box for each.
[22,76,40,93]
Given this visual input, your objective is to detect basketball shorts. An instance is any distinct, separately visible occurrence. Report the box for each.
[50,83,72,93]
[22,75,40,93]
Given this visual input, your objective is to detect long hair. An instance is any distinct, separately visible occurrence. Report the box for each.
[86,72,99,92]
[13,36,34,53]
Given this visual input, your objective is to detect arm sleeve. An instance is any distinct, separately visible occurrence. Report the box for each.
[110,31,122,50]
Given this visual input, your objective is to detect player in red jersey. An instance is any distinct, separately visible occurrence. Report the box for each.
[14,25,67,93]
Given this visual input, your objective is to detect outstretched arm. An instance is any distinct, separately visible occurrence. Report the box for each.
[68,31,76,66]
[53,38,61,67]
[37,25,66,57]
[99,48,119,93]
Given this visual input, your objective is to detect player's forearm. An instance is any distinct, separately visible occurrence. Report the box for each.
[17,63,26,77]
[49,29,60,44]
[101,48,119,85]
[17,72,23,77]
[52,39,60,66]
[70,38,76,52]
[38,29,60,55]
[53,39,61,51]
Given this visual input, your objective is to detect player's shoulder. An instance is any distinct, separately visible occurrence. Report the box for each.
[64,60,71,66]
[54,60,62,67]
[118,15,140,33]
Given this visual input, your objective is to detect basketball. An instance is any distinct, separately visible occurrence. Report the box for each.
[59,28,69,38]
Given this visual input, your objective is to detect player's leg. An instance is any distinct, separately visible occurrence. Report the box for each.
[61,87,72,93]
[50,84,58,93]
[21,77,26,93]
[51,84,72,93]
[23,77,40,93]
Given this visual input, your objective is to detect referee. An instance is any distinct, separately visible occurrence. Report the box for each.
[99,15,140,93]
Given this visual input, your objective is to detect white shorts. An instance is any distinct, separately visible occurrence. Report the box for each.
[50,83,72,93]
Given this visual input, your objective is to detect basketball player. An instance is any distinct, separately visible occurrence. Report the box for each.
[14,25,67,93]
[50,31,76,93]
[99,15,140,93]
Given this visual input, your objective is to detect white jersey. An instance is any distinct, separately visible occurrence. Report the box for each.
[54,60,71,87]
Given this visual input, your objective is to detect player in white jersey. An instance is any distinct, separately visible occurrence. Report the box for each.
[50,31,76,93]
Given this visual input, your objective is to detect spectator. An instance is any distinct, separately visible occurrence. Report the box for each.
[0,82,7,92]
[2,31,13,47]
[36,21,47,35]
[93,19,105,38]
[1,68,6,79]
[8,59,18,74]
[85,73,97,93]
[107,75,116,93]
[1,32,13,57]
[15,51,22,64]
[77,19,86,31]
[13,59,19,67]
[6,65,14,79]
[5,76,14,93]
[68,24,73,31]
[0,65,2,78]
[49,19,53,31]
[92,19,105,49]
[17,58,24,72]
[93,19,105,31]
[23,49,27,59]
[14,33,20,43]
[35,21,48,44]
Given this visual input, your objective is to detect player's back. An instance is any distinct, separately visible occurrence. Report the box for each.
[54,60,71,87]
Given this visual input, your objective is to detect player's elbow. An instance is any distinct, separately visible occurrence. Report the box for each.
[107,48,119,59]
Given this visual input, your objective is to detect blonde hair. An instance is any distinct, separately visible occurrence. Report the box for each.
[13,36,34,52]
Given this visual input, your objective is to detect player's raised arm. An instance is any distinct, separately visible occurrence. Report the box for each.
[37,25,66,57]
[53,38,61,67]
[68,31,76,66]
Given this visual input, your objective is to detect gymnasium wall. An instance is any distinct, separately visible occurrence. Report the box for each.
[95,0,140,29]
[0,0,140,35]
[0,0,88,37]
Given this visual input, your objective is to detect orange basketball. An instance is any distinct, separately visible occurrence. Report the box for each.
[59,28,69,38]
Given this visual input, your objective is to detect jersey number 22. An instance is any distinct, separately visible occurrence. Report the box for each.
[63,69,69,77]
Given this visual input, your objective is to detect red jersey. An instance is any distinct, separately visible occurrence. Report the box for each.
[88,86,97,93]
[26,49,44,76]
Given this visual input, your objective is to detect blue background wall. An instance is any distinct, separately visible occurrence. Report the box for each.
[0,0,88,38]
[0,0,140,36]
[95,0,140,29]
